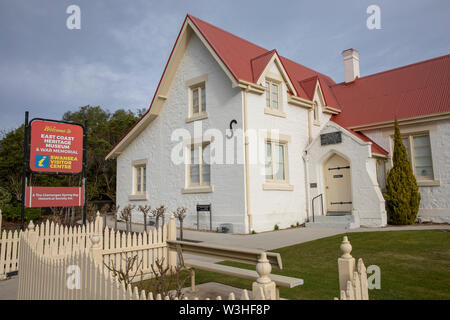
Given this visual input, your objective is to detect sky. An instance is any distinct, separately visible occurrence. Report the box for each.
[0,0,449,131]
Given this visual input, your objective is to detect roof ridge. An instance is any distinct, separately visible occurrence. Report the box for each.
[188,14,269,53]
[250,49,276,62]
[332,53,450,87]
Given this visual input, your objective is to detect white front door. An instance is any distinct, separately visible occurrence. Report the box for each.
[324,154,352,212]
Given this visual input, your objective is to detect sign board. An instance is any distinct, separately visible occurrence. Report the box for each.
[320,131,342,146]
[29,119,84,174]
[196,204,211,212]
[25,186,84,208]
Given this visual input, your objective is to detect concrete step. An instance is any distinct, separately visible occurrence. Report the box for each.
[306,215,359,229]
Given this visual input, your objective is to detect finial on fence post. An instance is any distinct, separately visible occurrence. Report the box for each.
[340,236,352,259]
[252,252,277,300]
[27,220,35,231]
[338,236,356,293]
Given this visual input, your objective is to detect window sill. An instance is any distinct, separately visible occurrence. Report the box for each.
[262,183,294,191]
[128,194,148,201]
[417,180,440,187]
[186,112,208,123]
[181,185,214,194]
[264,108,286,118]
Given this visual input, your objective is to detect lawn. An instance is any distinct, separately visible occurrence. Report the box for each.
[193,230,450,300]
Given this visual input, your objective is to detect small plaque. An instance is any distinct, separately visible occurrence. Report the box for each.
[196,204,211,212]
[310,183,317,188]
[320,131,342,146]
[333,174,343,178]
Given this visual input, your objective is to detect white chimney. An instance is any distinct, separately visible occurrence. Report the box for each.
[342,48,360,83]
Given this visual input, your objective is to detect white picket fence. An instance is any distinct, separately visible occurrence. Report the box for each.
[0,211,21,279]
[0,210,174,281]
[336,236,369,300]
[16,212,263,300]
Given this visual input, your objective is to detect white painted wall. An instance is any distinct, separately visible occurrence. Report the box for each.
[364,118,450,223]
[305,122,387,227]
[245,62,311,232]
[116,34,247,233]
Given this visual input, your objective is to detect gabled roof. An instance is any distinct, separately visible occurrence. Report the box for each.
[188,15,340,106]
[106,14,449,159]
[331,54,450,129]
[251,50,277,82]
[346,128,389,156]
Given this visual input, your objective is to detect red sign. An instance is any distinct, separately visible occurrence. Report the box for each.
[29,120,84,174]
[25,186,84,208]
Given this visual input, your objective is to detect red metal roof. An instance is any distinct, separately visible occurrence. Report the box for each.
[331,54,450,128]
[344,127,389,156]
[188,15,340,108]
[106,15,449,159]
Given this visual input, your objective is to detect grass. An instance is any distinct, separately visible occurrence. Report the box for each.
[192,230,450,300]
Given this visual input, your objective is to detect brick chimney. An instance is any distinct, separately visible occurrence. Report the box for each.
[342,48,360,83]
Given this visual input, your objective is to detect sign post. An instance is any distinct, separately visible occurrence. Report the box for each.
[20,112,29,230]
[22,114,87,228]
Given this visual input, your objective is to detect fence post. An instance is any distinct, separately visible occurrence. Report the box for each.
[90,212,103,266]
[252,252,277,300]
[167,213,177,268]
[0,209,2,233]
[338,236,355,293]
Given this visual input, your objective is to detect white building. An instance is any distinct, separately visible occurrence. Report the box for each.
[106,15,450,233]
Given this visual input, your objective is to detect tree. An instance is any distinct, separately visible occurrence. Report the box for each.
[384,120,421,225]
[173,207,187,241]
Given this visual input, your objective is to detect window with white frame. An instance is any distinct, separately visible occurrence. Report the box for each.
[265,80,280,110]
[265,140,288,182]
[190,83,206,116]
[188,142,211,187]
[134,165,146,194]
[400,133,434,180]
[313,101,319,124]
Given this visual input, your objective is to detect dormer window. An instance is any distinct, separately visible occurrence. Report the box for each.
[265,80,280,110]
[313,101,320,125]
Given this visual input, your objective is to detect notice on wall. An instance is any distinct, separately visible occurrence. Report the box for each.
[25,186,84,208]
[29,119,84,174]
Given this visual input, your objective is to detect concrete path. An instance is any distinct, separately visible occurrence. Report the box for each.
[181,224,450,251]
[0,276,17,300]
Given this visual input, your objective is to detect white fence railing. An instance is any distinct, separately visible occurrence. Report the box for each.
[336,236,369,300]
[0,210,175,281]
[16,212,264,300]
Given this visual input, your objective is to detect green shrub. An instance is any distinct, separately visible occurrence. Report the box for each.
[1,205,41,223]
[251,230,256,234]
[383,120,421,225]
[274,224,279,231]
[0,187,11,208]
[296,222,300,227]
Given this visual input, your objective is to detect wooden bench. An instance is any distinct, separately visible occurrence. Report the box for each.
[167,240,303,299]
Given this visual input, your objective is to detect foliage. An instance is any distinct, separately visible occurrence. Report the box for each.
[383,120,421,225]
[1,204,41,223]
[0,187,11,208]
[274,224,279,231]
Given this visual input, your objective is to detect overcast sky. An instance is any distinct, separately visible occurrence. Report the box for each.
[0,0,449,131]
